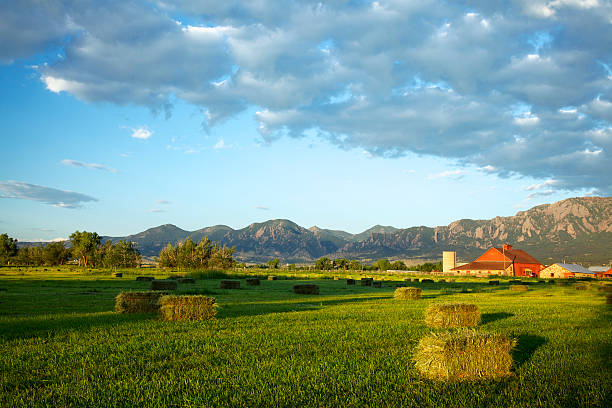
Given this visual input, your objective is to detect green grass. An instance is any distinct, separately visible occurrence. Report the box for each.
[0,267,610,407]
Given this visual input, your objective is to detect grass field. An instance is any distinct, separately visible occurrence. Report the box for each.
[0,267,610,407]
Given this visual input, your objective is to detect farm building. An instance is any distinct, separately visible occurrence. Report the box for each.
[540,263,597,279]
[447,244,544,277]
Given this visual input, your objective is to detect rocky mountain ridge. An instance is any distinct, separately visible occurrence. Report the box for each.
[107,196,611,264]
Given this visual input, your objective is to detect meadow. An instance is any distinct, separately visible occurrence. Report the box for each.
[0,267,610,407]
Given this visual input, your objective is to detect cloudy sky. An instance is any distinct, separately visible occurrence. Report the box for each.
[1,0,611,241]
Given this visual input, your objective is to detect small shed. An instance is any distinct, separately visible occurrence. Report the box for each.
[540,263,595,279]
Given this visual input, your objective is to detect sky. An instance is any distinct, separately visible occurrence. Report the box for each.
[1,0,611,241]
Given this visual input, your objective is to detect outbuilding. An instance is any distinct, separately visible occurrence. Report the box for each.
[540,263,595,279]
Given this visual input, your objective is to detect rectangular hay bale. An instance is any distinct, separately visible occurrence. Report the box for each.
[159,295,217,321]
[509,285,529,292]
[414,330,515,381]
[424,303,481,328]
[151,280,178,291]
[293,284,319,295]
[421,279,434,284]
[488,280,499,285]
[136,276,155,281]
[346,279,355,285]
[246,278,260,286]
[573,282,591,290]
[115,291,167,313]
[361,278,373,286]
[394,286,422,300]
[268,276,277,281]
[220,280,241,289]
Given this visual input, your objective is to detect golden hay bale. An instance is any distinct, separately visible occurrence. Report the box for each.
[573,282,591,290]
[246,278,260,286]
[178,277,195,284]
[220,280,240,289]
[293,284,319,295]
[136,276,155,281]
[509,285,529,292]
[488,280,499,285]
[421,279,435,284]
[115,291,167,313]
[598,285,612,292]
[159,295,217,321]
[424,303,481,328]
[361,278,373,286]
[113,272,123,278]
[414,329,516,381]
[151,280,178,291]
[268,276,277,281]
[346,279,355,285]
[373,281,382,288]
[394,287,422,300]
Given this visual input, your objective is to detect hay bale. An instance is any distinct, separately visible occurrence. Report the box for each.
[178,277,195,284]
[293,284,319,295]
[136,276,155,281]
[346,279,355,285]
[394,287,422,300]
[268,276,277,281]
[151,280,178,291]
[509,285,529,292]
[573,282,591,290]
[373,281,382,288]
[606,294,612,305]
[220,280,240,289]
[115,291,167,313]
[424,303,481,328]
[413,279,420,283]
[597,285,612,292]
[361,278,373,286]
[488,280,499,285]
[159,295,217,321]
[421,279,434,284]
[113,272,123,278]
[414,329,515,381]
[333,276,339,280]
[246,278,260,286]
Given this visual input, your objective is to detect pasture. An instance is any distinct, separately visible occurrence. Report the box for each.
[0,267,610,407]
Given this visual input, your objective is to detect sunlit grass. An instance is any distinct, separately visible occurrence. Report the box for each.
[0,267,610,407]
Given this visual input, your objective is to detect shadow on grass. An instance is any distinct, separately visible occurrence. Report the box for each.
[0,312,154,341]
[512,334,547,368]
[218,295,391,318]
[481,312,514,325]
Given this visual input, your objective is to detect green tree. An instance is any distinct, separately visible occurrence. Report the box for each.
[102,240,141,268]
[69,231,101,267]
[333,258,349,270]
[17,246,44,266]
[0,233,18,265]
[159,243,178,267]
[267,258,280,269]
[389,260,407,270]
[43,241,70,265]
[315,257,333,270]
[348,260,362,270]
[373,258,391,271]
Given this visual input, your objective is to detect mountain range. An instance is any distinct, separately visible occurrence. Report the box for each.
[108,196,612,265]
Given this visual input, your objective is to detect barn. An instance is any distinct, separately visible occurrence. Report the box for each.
[448,244,544,278]
[540,263,596,279]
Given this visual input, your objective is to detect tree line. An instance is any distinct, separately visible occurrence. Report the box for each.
[312,256,442,272]
[0,231,140,268]
[158,237,236,269]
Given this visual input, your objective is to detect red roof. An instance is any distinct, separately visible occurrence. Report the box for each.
[450,261,511,271]
[491,248,542,265]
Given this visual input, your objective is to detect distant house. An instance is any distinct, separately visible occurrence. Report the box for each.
[540,263,596,279]
[448,244,544,278]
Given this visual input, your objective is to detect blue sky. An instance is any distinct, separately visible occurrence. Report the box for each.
[1,0,610,241]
